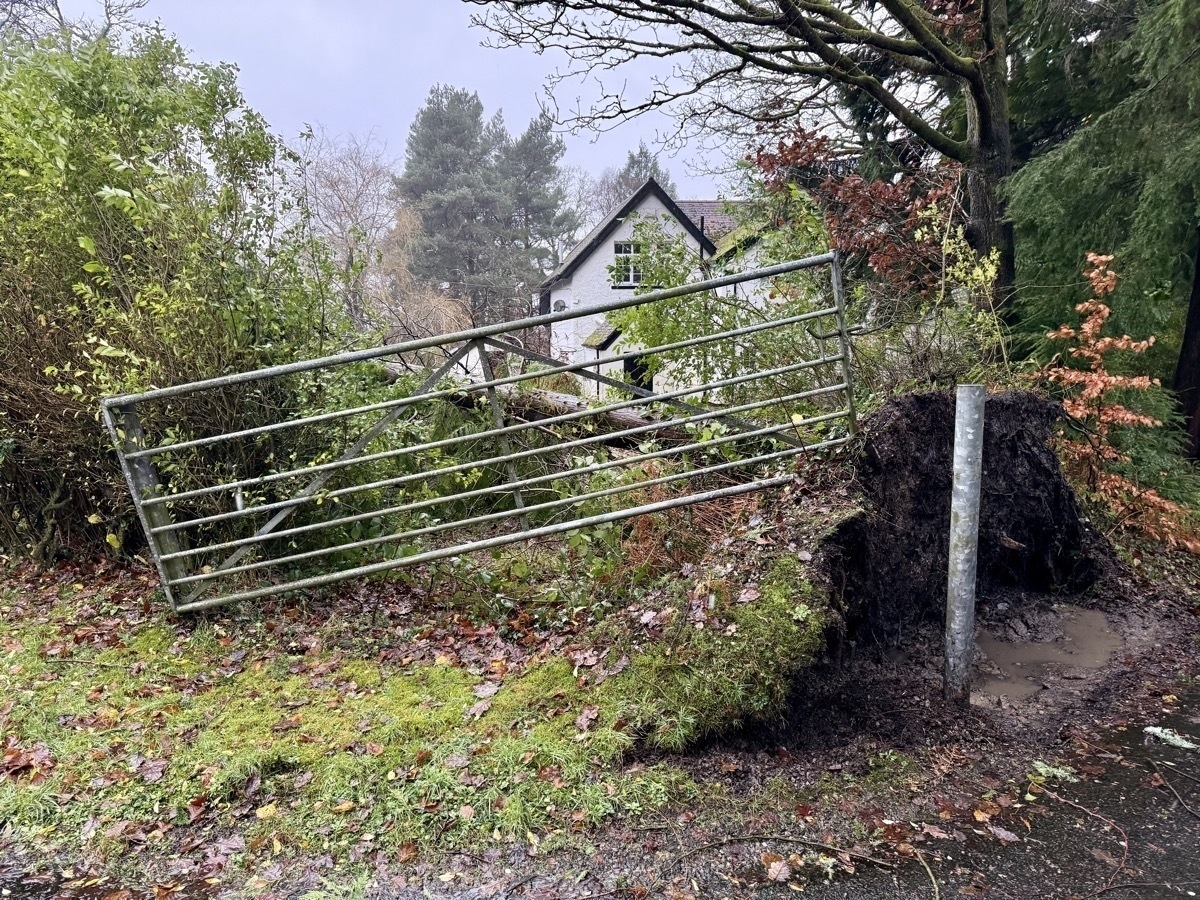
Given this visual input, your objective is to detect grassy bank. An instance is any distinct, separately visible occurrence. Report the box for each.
[0,497,838,881]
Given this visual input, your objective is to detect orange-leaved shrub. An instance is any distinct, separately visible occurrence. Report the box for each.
[1043,253,1200,554]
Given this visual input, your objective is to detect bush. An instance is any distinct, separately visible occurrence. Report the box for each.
[1042,253,1200,552]
[0,32,348,560]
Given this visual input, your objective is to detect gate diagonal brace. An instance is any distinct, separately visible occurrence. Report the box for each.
[183,341,474,604]
[481,336,810,449]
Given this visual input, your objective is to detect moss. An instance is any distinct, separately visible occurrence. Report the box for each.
[609,552,830,749]
[0,535,833,865]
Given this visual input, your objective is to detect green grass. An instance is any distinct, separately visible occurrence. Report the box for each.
[0,532,831,869]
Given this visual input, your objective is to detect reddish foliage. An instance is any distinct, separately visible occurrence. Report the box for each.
[754,131,963,302]
[1043,254,1200,554]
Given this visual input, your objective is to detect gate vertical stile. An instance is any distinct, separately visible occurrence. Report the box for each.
[476,341,529,530]
[102,402,185,610]
[830,251,859,436]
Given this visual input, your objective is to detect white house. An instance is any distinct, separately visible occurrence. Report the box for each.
[536,178,747,395]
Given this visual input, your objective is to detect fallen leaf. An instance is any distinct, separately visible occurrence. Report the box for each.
[473,681,500,699]
[254,803,277,820]
[139,758,168,784]
[765,858,791,882]
[332,800,355,813]
[575,704,600,733]
[987,824,1020,845]
[186,797,206,824]
[464,699,492,720]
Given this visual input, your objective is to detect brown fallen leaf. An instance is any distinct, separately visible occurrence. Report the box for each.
[575,704,600,733]
[472,681,500,699]
[185,796,206,824]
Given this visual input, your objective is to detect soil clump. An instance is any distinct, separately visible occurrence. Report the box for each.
[822,390,1108,642]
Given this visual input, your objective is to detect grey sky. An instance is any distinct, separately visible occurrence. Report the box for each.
[60,0,722,198]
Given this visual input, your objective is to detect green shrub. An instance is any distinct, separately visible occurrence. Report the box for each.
[0,31,349,559]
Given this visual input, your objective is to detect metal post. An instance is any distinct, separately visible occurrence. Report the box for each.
[944,385,985,704]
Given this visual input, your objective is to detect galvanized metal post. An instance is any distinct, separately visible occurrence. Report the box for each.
[102,403,187,609]
[944,385,985,704]
[830,252,858,435]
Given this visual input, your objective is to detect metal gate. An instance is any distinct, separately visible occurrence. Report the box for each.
[102,252,857,612]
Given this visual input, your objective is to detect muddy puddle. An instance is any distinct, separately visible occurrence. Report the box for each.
[975,607,1122,700]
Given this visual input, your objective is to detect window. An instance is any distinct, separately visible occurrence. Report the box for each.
[613,242,642,287]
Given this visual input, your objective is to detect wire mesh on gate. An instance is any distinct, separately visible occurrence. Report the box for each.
[102,252,858,612]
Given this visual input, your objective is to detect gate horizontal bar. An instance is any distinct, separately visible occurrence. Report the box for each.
[167,409,852,588]
[172,437,848,612]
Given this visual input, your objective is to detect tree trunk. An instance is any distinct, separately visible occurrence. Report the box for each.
[1173,228,1200,459]
[964,0,1016,309]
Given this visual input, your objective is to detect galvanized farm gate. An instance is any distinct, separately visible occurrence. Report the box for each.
[102,252,857,612]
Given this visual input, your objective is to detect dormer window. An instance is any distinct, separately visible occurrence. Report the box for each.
[613,242,642,287]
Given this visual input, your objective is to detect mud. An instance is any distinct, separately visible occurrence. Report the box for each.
[976,606,1123,699]
[822,391,1108,641]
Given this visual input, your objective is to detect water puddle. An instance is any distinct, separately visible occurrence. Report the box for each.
[976,607,1122,699]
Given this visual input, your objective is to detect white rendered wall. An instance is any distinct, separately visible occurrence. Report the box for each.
[549,194,696,370]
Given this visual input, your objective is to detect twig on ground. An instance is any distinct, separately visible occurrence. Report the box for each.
[42,657,128,670]
[916,850,941,900]
[668,832,896,871]
[1159,760,1200,786]
[1092,882,1200,897]
[1150,760,1200,821]
[501,874,537,898]
[1041,787,1129,899]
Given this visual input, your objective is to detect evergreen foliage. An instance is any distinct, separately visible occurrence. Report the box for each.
[396,87,574,325]
[1006,0,1200,379]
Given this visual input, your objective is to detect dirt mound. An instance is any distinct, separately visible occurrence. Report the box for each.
[823,391,1107,641]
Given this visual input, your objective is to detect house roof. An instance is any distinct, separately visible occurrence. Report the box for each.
[539,177,718,292]
[581,318,621,351]
[674,200,742,241]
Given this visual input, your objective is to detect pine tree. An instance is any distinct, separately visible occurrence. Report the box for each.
[396,88,574,324]
[395,85,515,323]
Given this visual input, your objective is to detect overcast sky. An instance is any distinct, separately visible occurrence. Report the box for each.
[60,0,723,198]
